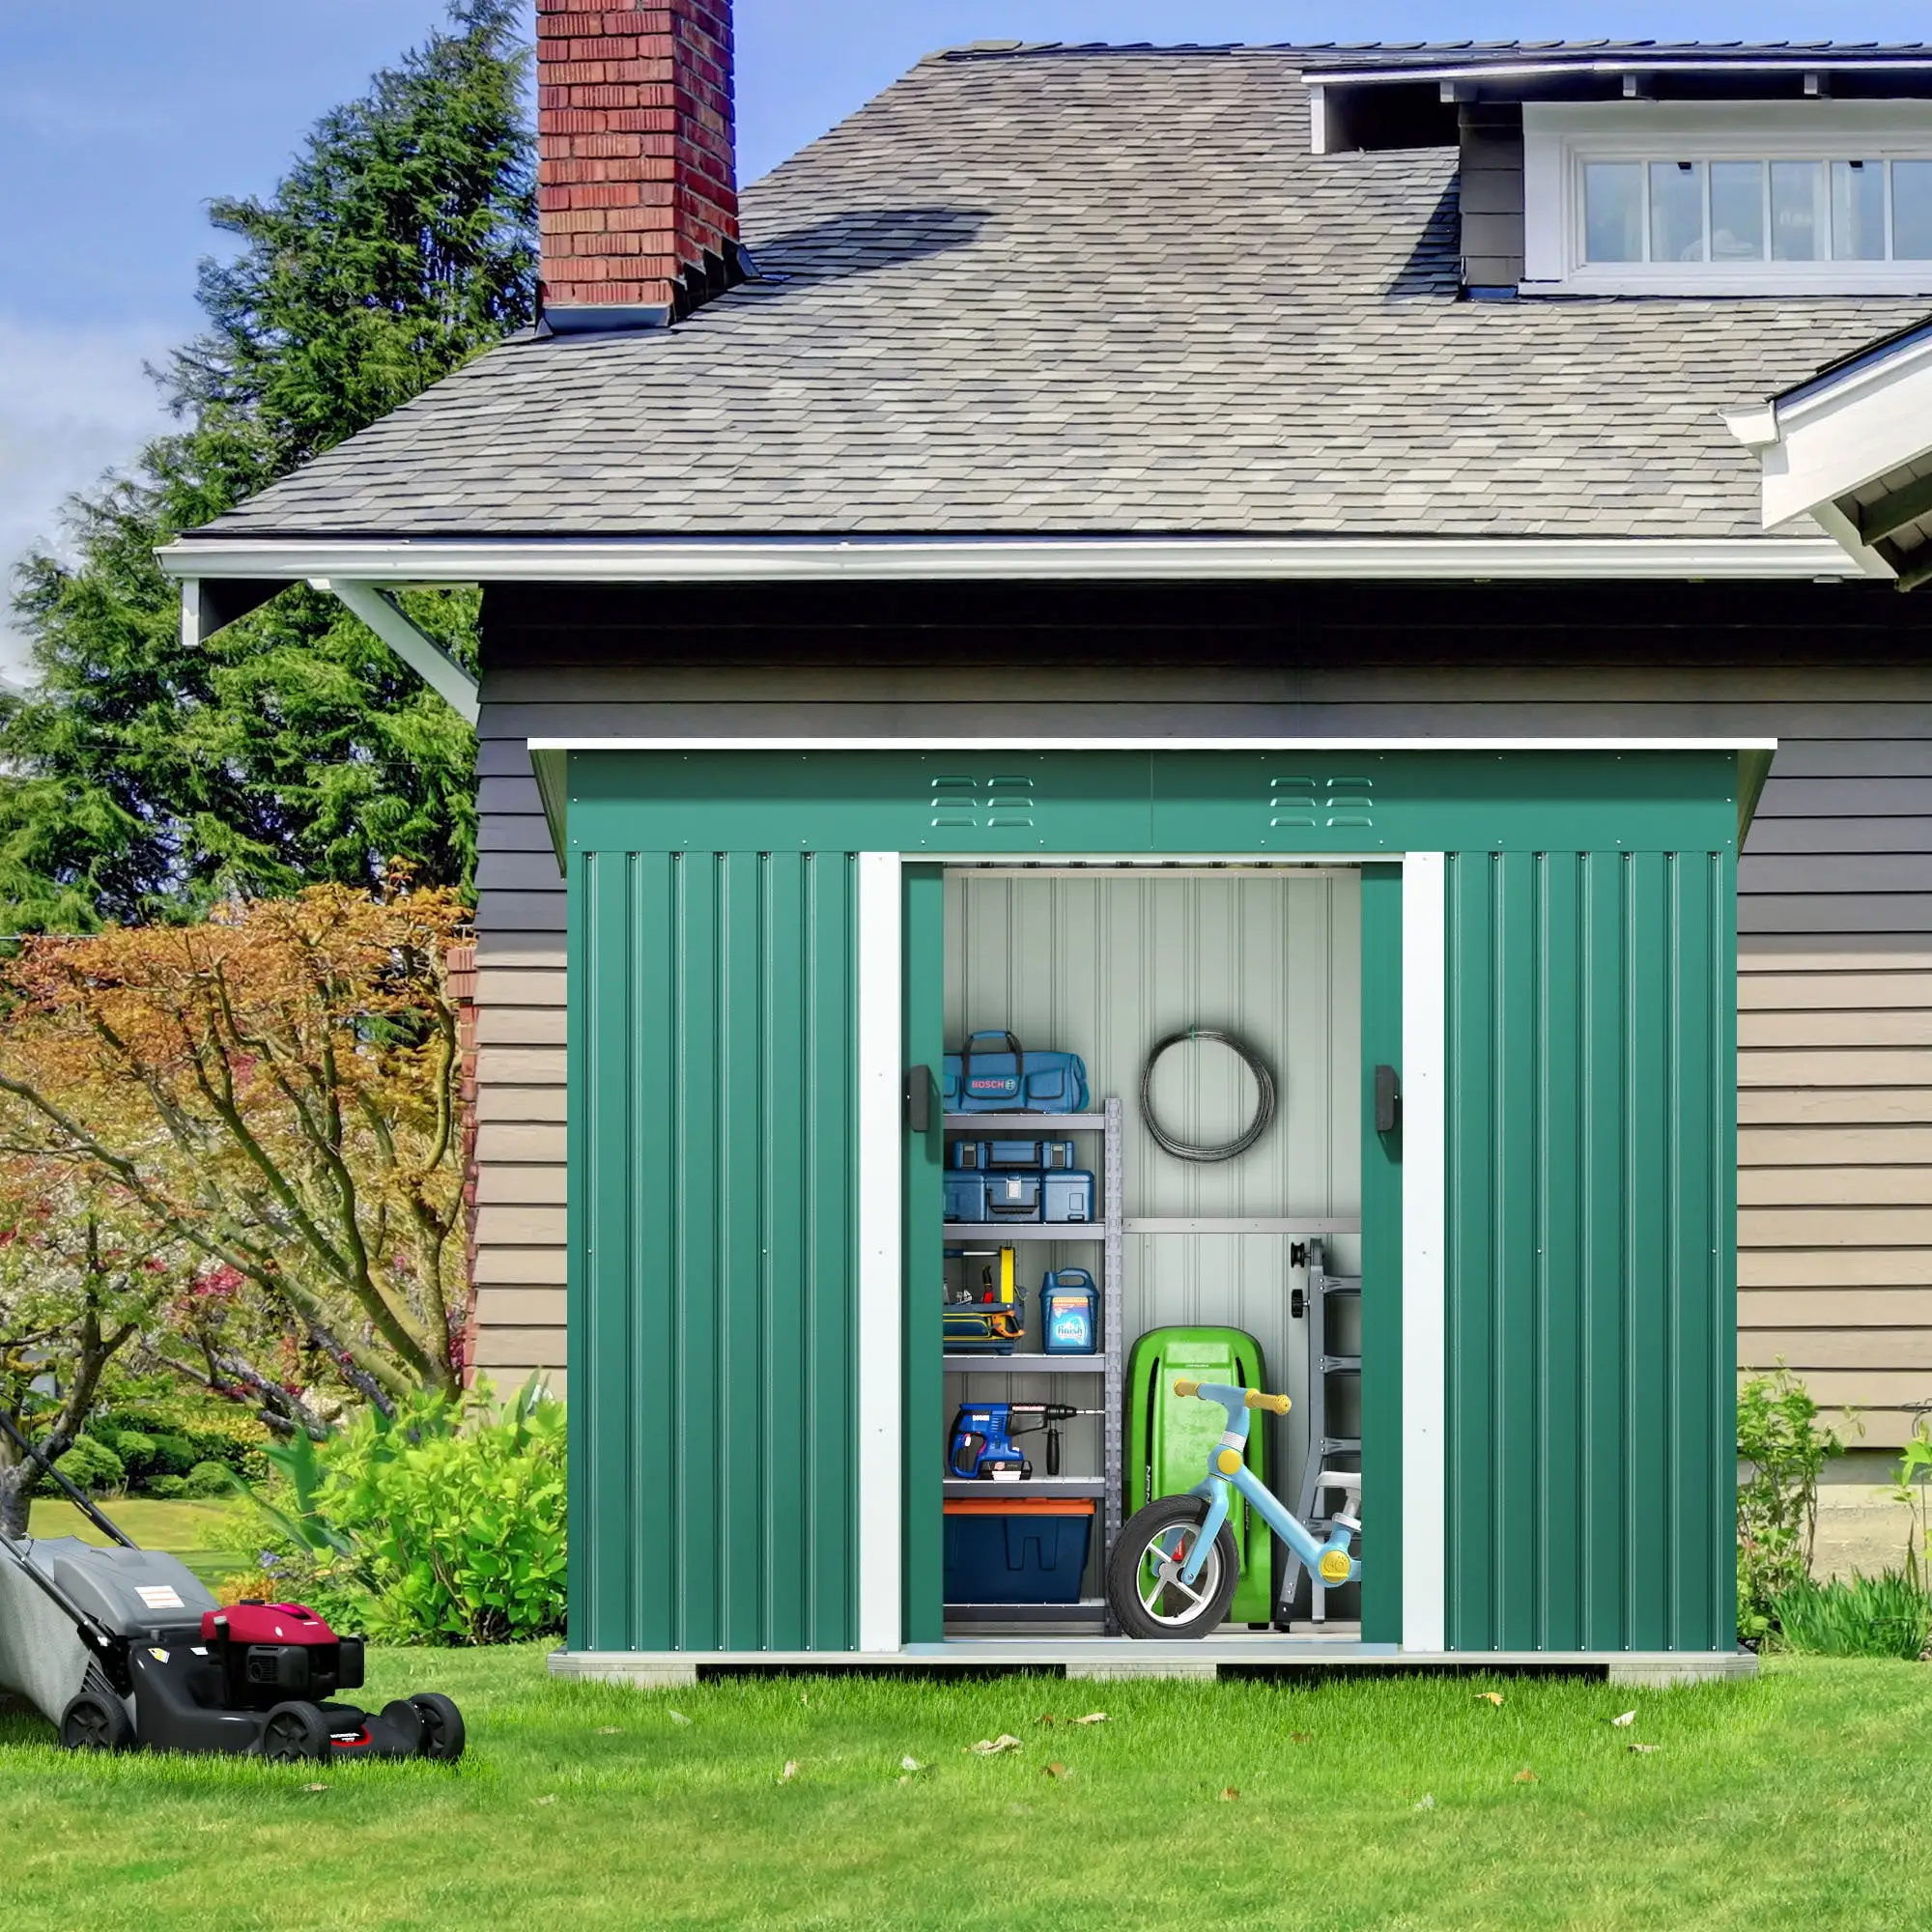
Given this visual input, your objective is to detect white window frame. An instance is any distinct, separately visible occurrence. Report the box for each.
[1523,100,1932,295]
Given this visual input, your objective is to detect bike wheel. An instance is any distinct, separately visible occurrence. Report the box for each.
[1108,1493,1239,1640]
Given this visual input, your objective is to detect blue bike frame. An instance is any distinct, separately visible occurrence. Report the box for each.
[1179,1382,1359,1591]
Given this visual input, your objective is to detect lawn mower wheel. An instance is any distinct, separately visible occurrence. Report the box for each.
[59,1690,133,1753]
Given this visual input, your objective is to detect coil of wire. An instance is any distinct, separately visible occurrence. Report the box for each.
[1139,1027,1277,1163]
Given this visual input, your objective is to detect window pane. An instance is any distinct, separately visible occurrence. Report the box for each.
[1584,161,1643,262]
[1649,160,1705,261]
[1772,160,1825,260]
[1833,159,1886,260]
[1710,161,1766,260]
[1894,160,1932,260]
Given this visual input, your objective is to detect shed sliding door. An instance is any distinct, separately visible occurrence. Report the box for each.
[568,848,860,1653]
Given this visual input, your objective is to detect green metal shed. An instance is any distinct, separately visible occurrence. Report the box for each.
[533,738,1769,1685]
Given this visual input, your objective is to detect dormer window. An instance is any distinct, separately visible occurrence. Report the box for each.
[1525,103,1932,294]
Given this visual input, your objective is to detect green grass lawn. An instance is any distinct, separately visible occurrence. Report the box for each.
[27,1497,252,1588]
[2,1650,1929,1930]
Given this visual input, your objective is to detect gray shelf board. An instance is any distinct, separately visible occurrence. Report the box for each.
[1127,1217,1362,1236]
[944,1224,1101,1241]
[943,1114,1106,1130]
[944,1353,1107,1373]
[943,1477,1108,1495]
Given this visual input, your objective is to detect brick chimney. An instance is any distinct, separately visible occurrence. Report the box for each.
[536,1,743,332]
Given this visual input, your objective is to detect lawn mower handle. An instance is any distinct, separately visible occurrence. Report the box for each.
[0,1409,137,1548]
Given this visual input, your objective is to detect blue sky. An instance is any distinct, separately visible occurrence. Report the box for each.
[1,1,1928,672]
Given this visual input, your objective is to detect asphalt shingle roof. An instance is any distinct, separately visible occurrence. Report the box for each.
[190,44,1932,544]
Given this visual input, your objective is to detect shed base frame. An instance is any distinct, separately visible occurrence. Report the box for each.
[549,1644,1755,1687]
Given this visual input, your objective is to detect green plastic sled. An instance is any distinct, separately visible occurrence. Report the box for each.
[1124,1325,1273,1626]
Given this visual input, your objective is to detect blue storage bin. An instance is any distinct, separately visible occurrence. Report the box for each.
[944,1500,1094,1605]
[985,1172,1042,1220]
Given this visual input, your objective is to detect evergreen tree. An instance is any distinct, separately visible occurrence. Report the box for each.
[1,1,534,928]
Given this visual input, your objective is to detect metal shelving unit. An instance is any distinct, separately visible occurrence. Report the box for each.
[941,1100,1124,1629]
[1279,1238,1362,1626]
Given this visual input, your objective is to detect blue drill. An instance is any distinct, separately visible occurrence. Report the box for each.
[948,1402,1102,1481]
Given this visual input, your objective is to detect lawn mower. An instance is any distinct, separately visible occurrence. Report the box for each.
[0,1417,463,1762]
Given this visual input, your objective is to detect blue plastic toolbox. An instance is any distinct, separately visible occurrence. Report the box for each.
[1041,1171,1095,1223]
[985,1172,1043,1220]
[950,1139,1078,1172]
[943,1032,1090,1115]
[943,1172,989,1223]
[944,1498,1094,1605]
[1039,1269,1099,1353]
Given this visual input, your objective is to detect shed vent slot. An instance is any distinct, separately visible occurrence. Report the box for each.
[929,775,1037,832]
[1267,774,1375,832]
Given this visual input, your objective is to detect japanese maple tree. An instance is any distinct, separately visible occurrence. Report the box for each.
[0,886,470,1435]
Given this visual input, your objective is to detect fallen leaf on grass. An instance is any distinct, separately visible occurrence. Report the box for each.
[1042,1762,1066,1779]
[1629,1743,1662,1755]
[1477,1691,1504,1707]
[668,1709,693,1727]
[302,1783,327,1795]
[780,1761,800,1782]
[1289,1731,1313,1744]
[1611,1710,1636,1728]
[968,1734,1024,1755]
[1218,1786,1240,1802]
[1037,1714,1058,1726]
[535,1795,557,1805]
[1513,1770,1537,1784]
[596,1726,621,1736]
[1071,1712,1109,1725]
[900,1755,925,1773]
[1412,1794,1435,1811]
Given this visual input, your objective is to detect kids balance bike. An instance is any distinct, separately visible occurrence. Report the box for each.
[1106,1379,1360,1638]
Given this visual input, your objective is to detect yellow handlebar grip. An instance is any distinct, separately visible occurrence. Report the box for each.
[1245,1390,1293,1414]
[1174,1378,1200,1398]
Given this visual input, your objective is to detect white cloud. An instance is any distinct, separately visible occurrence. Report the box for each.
[0,313,179,681]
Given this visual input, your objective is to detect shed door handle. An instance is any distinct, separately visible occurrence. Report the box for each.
[1375,1064,1402,1136]
[904,1065,936,1134]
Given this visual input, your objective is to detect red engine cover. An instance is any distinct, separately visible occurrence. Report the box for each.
[201,1601,338,1645]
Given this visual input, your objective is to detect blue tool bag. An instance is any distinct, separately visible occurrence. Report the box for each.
[942,1032,1090,1115]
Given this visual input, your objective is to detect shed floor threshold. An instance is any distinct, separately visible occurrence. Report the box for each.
[551,1643,1753,1688]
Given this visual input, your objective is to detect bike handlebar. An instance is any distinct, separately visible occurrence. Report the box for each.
[1173,1378,1292,1415]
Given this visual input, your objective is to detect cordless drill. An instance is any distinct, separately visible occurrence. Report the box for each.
[948,1402,1103,1481]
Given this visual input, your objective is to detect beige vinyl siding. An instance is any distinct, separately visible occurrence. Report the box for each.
[468,594,1932,1436]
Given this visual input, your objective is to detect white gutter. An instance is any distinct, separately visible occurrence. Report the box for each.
[528,735,1779,753]
[1319,58,1932,87]
[156,533,1865,583]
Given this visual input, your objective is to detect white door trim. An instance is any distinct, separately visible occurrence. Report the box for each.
[1401,854,1449,1653]
[855,853,904,1653]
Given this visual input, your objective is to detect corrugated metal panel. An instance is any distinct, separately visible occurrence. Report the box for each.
[1444,849,1736,1653]
[568,849,858,1652]
[944,871,1361,1505]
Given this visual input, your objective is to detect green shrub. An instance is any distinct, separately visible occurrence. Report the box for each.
[147,1433,202,1479]
[180,1461,235,1499]
[40,1435,126,1495]
[105,1430,157,1482]
[146,1475,188,1500]
[1771,1570,1932,1660]
[1738,1369,1840,1643]
[237,1379,564,1646]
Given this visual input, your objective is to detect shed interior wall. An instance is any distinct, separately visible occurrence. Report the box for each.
[942,867,1362,1525]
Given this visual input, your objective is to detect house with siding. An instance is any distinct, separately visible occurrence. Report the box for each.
[164,19,1932,1594]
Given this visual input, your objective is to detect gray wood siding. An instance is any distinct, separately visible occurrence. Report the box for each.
[470,582,1932,1435]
